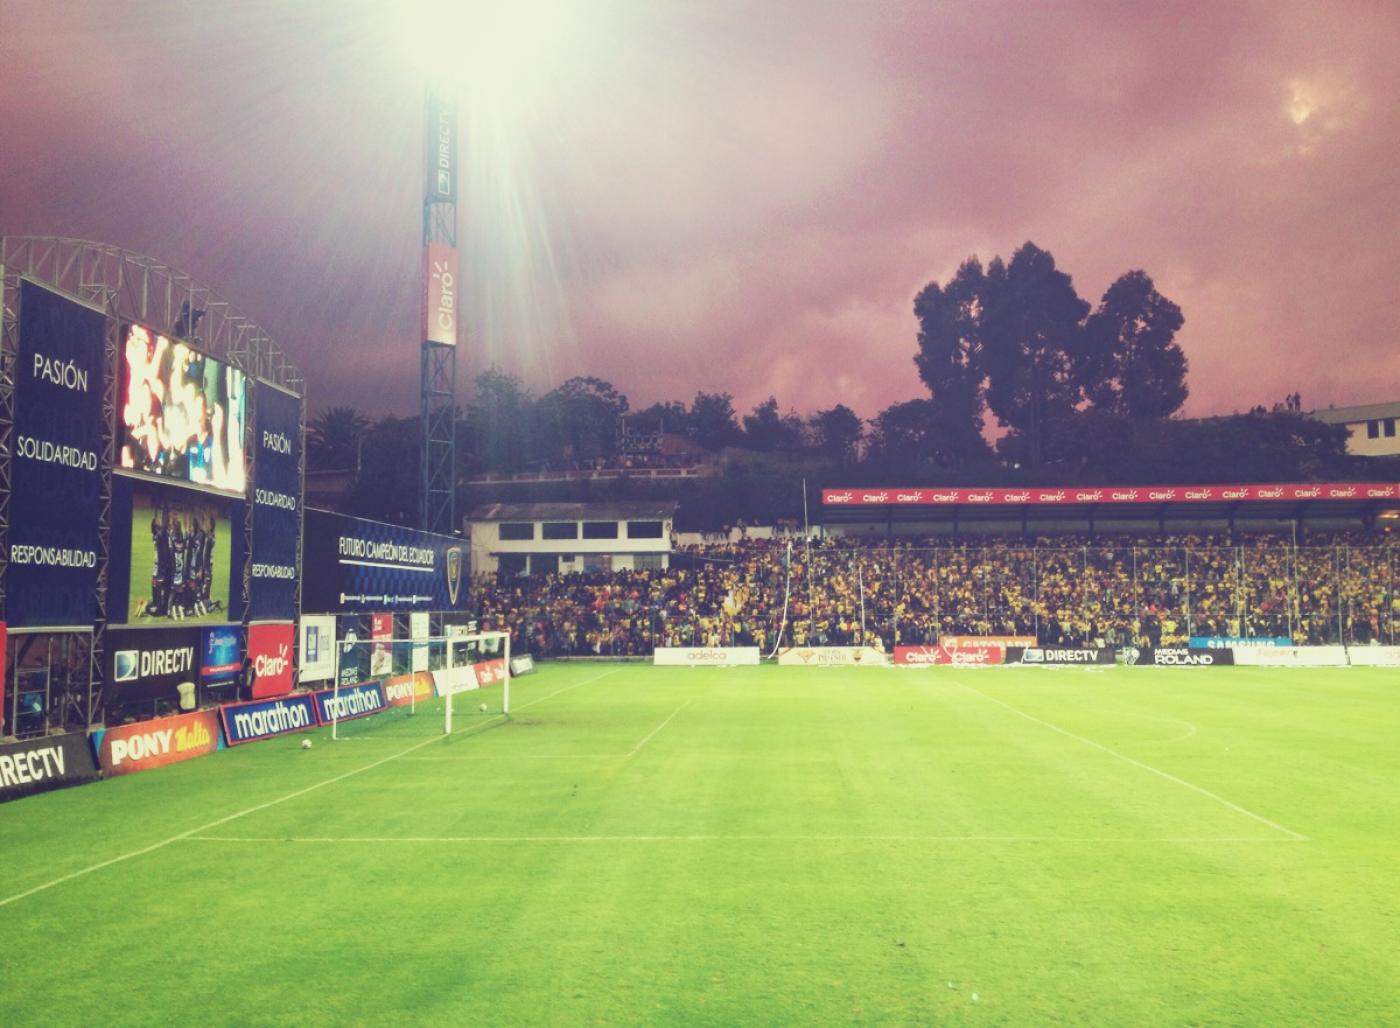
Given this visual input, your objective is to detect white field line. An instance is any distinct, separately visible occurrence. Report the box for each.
[401,754,618,761]
[0,668,620,910]
[182,833,1301,845]
[627,699,693,758]
[950,678,1309,842]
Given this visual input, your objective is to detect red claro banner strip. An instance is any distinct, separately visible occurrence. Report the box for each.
[822,483,1400,506]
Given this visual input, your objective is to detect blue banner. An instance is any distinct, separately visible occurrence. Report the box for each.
[302,510,467,613]
[249,384,301,619]
[312,681,387,725]
[220,693,317,745]
[8,282,105,626]
[199,625,244,687]
[1189,636,1292,649]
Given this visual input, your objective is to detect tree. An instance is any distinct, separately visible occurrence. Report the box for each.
[867,399,989,471]
[633,400,690,435]
[344,415,420,525]
[538,376,629,462]
[743,396,806,452]
[467,369,537,472]
[1081,270,1187,419]
[809,404,864,466]
[913,257,990,467]
[689,391,743,451]
[980,243,1090,468]
[307,406,369,472]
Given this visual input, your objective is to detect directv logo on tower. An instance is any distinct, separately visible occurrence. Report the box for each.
[113,645,195,682]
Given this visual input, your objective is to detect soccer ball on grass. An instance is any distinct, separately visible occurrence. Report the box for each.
[301,738,312,750]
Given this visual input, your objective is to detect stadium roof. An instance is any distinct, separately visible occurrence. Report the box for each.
[1310,401,1400,425]
[466,501,679,522]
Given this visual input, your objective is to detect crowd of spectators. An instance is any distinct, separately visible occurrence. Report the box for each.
[468,529,1400,656]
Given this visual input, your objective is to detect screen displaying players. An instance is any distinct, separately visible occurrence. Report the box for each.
[119,322,247,495]
[127,487,234,625]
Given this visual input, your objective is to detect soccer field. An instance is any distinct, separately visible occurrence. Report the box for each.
[4,664,1399,1025]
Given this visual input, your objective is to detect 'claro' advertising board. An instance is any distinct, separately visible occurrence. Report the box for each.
[301,509,467,613]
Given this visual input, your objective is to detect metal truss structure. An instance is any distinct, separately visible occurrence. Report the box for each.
[421,86,458,538]
[0,235,304,726]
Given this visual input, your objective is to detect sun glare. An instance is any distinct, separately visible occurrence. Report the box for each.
[390,0,585,121]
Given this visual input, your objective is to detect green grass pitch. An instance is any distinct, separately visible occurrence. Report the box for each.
[3,663,1399,1024]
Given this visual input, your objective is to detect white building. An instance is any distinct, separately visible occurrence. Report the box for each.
[465,501,678,576]
[1312,401,1400,457]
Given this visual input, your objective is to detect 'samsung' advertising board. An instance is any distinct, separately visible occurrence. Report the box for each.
[302,509,467,613]
[250,384,301,619]
[9,282,105,627]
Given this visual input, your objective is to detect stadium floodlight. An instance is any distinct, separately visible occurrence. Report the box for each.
[386,0,585,122]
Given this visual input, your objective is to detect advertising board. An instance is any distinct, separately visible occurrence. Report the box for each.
[653,647,761,667]
[91,710,223,777]
[371,613,394,676]
[473,658,507,688]
[1007,647,1115,666]
[249,383,301,620]
[423,243,459,346]
[199,625,244,688]
[509,654,537,676]
[111,478,238,625]
[312,681,387,725]
[894,645,1004,667]
[9,281,104,627]
[1231,646,1350,667]
[106,625,202,703]
[1345,647,1400,667]
[118,321,247,495]
[383,672,436,709]
[1189,636,1292,649]
[824,483,1400,506]
[0,731,99,802]
[776,647,889,667]
[939,635,1035,651]
[298,615,336,683]
[302,509,467,612]
[247,622,294,698]
[411,611,431,672]
[220,693,317,745]
[1118,647,1234,667]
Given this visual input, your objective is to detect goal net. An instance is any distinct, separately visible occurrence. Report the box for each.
[321,630,513,739]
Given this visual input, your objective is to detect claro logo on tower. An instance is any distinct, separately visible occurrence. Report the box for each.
[248,623,295,698]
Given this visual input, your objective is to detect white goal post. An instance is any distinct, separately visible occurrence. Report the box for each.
[441,629,512,735]
[323,629,513,739]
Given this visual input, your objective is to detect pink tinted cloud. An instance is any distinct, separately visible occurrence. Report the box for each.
[3,1,1398,425]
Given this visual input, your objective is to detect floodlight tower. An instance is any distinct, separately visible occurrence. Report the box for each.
[420,80,459,535]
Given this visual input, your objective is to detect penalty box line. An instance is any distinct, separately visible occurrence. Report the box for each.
[0,669,620,911]
[949,677,1309,842]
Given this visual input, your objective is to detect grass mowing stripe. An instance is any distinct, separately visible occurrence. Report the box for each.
[0,668,620,911]
[626,698,693,757]
[181,833,1305,844]
[950,675,1311,842]
[0,732,444,910]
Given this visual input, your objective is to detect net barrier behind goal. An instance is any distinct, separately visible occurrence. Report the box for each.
[301,632,513,740]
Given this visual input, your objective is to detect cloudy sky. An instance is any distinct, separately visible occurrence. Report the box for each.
[3,0,1398,424]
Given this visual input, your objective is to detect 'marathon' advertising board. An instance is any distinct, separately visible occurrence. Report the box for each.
[301,509,467,614]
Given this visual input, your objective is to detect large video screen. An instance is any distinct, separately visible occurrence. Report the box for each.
[126,485,235,625]
[119,322,247,495]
